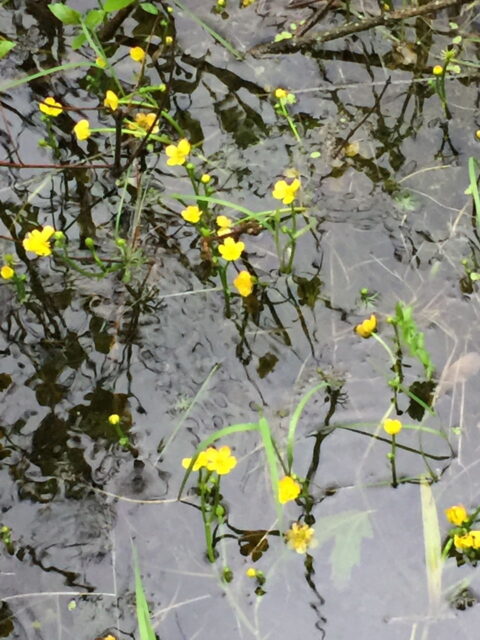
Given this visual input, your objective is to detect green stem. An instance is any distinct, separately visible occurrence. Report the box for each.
[199,472,216,563]
[390,435,398,488]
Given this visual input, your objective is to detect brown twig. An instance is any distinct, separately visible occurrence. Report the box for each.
[249,0,464,56]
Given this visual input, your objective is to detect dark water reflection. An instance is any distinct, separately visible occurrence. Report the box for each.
[1,0,480,638]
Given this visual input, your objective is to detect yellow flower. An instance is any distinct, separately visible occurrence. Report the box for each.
[470,530,480,549]
[73,119,91,141]
[22,226,56,256]
[216,215,232,236]
[181,446,237,475]
[165,36,173,45]
[181,205,202,224]
[108,414,120,425]
[130,46,145,62]
[39,96,63,117]
[274,88,289,100]
[445,505,469,526]
[233,270,254,297]
[242,0,255,6]
[354,314,377,338]
[272,178,301,205]
[200,173,212,184]
[1,265,14,280]
[96,56,107,68]
[182,450,209,471]
[383,419,402,436]
[210,445,237,475]
[433,65,443,76]
[219,237,245,261]
[104,90,119,112]
[165,139,191,166]
[246,567,257,577]
[454,533,473,550]
[285,522,316,554]
[278,476,301,504]
[127,112,159,134]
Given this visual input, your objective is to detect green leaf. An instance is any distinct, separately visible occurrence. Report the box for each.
[140,2,159,14]
[104,0,137,11]
[0,40,15,59]
[49,3,82,25]
[85,9,106,29]
[133,551,157,640]
[316,510,373,588]
[71,33,87,50]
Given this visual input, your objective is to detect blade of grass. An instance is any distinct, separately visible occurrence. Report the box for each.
[420,478,443,612]
[287,383,327,472]
[257,415,283,524]
[171,0,244,60]
[0,62,92,92]
[468,157,480,228]
[133,549,157,640]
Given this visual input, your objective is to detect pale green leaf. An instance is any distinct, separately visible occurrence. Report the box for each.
[104,0,137,11]
[85,9,106,29]
[140,2,159,14]
[71,33,87,50]
[49,3,82,25]
[0,40,15,59]
[316,510,373,588]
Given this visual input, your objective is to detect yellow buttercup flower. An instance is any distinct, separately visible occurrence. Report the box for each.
[274,88,289,100]
[165,139,191,166]
[108,414,120,425]
[130,46,145,62]
[218,237,245,261]
[354,314,377,338]
[96,56,107,68]
[0,265,14,279]
[181,205,202,224]
[445,505,469,526]
[22,226,56,257]
[216,215,232,236]
[200,173,211,184]
[383,419,402,436]
[470,530,480,549]
[246,567,257,578]
[127,112,159,134]
[272,178,301,205]
[165,36,173,45]
[285,522,316,554]
[433,65,443,76]
[233,271,254,297]
[73,119,91,141]
[454,533,473,550]
[278,476,301,504]
[181,446,237,475]
[211,446,237,475]
[104,90,119,112]
[39,96,63,117]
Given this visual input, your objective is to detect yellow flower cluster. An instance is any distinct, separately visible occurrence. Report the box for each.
[182,446,237,475]
[216,215,232,237]
[355,314,377,338]
[445,504,469,526]
[278,475,301,504]
[454,531,480,550]
[23,226,56,257]
[285,522,316,554]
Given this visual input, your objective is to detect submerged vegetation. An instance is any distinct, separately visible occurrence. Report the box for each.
[1,0,480,638]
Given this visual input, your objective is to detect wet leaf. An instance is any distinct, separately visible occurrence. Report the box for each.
[140,2,159,13]
[0,373,12,391]
[316,510,373,588]
[257,352,278,378]
[48,4,82,25]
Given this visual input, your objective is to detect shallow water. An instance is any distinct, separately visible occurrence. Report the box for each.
[1,0,480,638]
